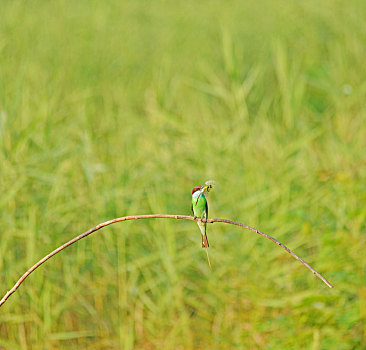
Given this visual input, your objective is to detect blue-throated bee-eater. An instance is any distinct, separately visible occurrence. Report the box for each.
[191,181,215,268]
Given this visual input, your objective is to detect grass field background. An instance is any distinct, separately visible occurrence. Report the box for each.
[0,0,365,348]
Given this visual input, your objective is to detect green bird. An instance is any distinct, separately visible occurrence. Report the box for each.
[191,182,214,268]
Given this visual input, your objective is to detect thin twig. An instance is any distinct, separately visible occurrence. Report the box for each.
[0,214,333,308]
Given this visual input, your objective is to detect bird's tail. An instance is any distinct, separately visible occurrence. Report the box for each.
[197,221,211,269]
[197,221,209,248]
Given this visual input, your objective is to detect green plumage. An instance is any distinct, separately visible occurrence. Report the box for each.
[192,192,208,219]
[192,190,209,248]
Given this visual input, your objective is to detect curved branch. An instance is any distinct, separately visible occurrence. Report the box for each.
[0,214,333,308]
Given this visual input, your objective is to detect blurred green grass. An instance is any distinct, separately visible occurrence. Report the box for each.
[0,0,365,348]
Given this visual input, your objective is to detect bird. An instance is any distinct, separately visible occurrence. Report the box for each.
[191,183,212,268]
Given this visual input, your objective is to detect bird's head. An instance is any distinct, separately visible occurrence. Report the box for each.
[192,186,201,195]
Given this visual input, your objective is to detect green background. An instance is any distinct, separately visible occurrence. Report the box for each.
[0,0,365,348]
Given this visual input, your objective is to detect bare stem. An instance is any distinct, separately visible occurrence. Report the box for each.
[0,214,333,308]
